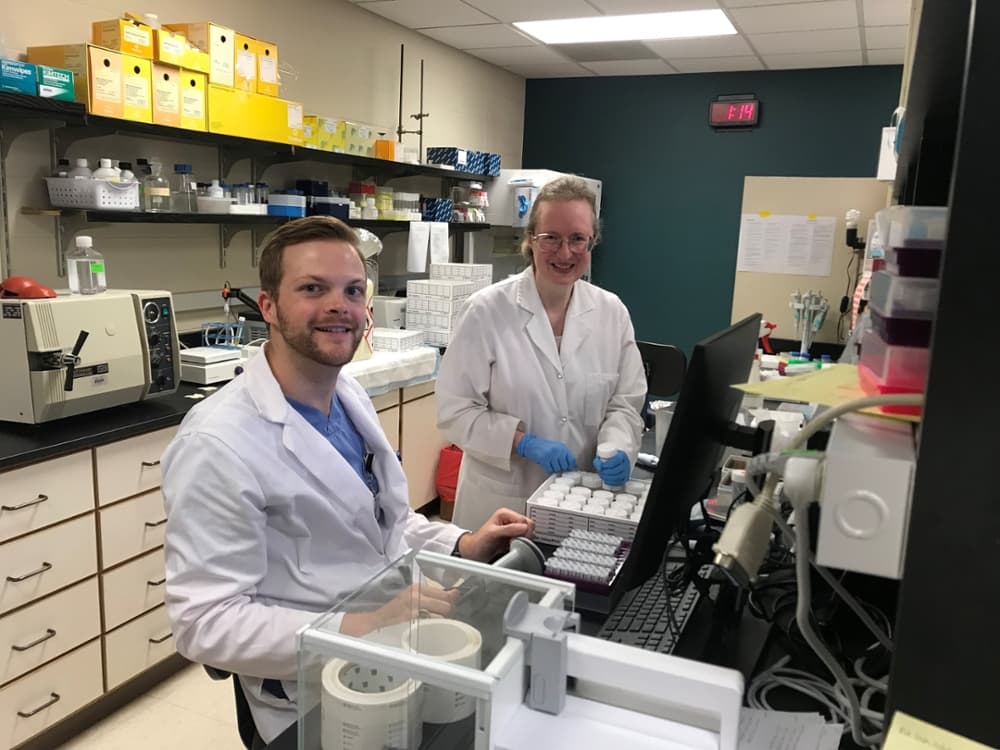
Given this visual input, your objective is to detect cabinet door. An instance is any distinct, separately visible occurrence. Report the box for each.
[0,578,100,685]
[0,452,94,544]
[104,605,175,689]
[102,547,166,631]
[378,406,400,453]
[401,392,449,510]
[95,427,176,506]
[0,515,98,615]
[0,640,102,748]
[99,490,166,568]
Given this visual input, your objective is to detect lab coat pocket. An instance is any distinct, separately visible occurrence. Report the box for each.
[583,373,617,427]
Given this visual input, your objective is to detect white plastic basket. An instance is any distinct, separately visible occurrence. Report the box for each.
[406,310,458,331]
[429,262,492,282]
[526,475,651,545]
[407,279,476,299]
[371,328,425,353]
[407,295,466,316]
[45,177,140,211]
[422,329,452,347]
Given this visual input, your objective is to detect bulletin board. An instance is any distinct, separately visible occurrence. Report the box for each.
[731,176,889,345]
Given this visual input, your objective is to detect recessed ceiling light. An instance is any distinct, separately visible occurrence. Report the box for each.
[513,10,736,45]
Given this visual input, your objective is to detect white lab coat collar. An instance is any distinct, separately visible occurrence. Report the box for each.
[515,268,596,368]
[242,345,400,552]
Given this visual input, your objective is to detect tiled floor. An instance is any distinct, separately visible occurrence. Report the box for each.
[62,663,246,750]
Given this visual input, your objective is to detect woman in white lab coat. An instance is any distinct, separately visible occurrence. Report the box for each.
[437,176,646,530]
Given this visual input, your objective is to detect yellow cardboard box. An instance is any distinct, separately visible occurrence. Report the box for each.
[165,21,234,87]
[234,33,256,93]
[303,115,319,149]
[151,63,180,127]
[153,28,187,67]
[318,117,347,151]
[180,70,207,131]
[121,54,152,123]
[208,85,302,144]
[27,44,123,119]
[92,17,153,58]
[254,39,279,97]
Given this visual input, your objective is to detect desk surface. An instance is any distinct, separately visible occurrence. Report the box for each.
[0,383,207,471]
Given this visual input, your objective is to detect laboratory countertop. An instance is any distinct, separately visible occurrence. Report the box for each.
[0,383,208,472]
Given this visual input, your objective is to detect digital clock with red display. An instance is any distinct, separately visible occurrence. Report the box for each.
[709,97,760,128]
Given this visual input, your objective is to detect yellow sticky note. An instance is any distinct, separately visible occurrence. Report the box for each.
[885,712,994,750]
[759,211,771,218]
[808,213,817,220]
[730,364,920,423]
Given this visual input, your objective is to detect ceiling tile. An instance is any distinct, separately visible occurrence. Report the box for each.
[420,24,537,49]
[862,0,912,26]
[581,59,676,75]
[866,48,905,64]
[670,55,764,72]
[764,49,863,68]
[466,45,570,66]
[589,0,720,11]
[751,27,860,54]
[358,0,494,28]
[555,41,659,62]
[462,0,600,23]
[503,62,595,78]
[644,33,753,58]
[729,0,857,33]
[865,25,907,48]
[722,0,829,6]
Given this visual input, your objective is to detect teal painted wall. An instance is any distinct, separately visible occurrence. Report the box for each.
[523,65,903,355]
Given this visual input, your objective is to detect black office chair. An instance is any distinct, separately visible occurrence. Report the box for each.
[637,341,687,398]
[204,666,259,749]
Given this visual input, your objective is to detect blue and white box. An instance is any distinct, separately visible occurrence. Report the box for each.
[426,146,469,170]
[0,59,38,95]
[421,198,453,222]
[485,153,501,177]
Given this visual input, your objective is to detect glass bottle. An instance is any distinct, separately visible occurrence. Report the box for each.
[142,162,171,213]
[66,235,107,295]
[171,163,197,213]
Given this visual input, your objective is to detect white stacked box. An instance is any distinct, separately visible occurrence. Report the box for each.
[407,296,465,315]
[406,310,458,331]
[429,262,492,283]
[371,328,425,353]
[422,329,452,347]
[527,472,651,545]
[407,279,476,299]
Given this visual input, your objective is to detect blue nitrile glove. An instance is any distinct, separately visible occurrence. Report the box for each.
[593,450,630,486]
[516,434,578,474]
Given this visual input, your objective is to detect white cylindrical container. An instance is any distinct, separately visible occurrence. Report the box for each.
[614,499,635,512]
[591,490,613,504]
[590,496,611,509]
[569,486,592,499]
[603,483,625,493]
[321,658,422,750]
[536,496,559,507]
[580,473,603,489]
[542,489,565,501]
[560,499,584,510]
[583,504,605,515]
[560,471,581,484]
[625,481,645,496]
[551,477,574,489]
[615,493,638,505]
[402,619,482,724]
[596,442,618,461]
[606,507,629,519]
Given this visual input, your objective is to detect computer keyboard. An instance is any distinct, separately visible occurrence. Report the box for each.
[597,564,705,654]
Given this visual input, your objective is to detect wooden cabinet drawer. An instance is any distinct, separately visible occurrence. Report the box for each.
[102,547,166,631]
[104,605,174,690]
[95,427,176,506]
[0,578,100,686]
[402,380,435,403]
[378,406,400,453]
[401,393,448,510]
[371,390,399,412]
[0,515,97,616]
[0,452,94,544]
[0,639,102,748]
[99,490,166,568]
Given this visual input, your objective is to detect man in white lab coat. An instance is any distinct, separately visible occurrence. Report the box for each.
[162,216,534,745]
[437,176,646,529]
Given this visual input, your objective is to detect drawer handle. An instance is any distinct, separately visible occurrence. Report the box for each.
[146,577,166,587]
[12,628,57,652]
[7,562,52,582]
[1,494,49,512]
[148,632,173,645]
[144,518,168,528]
[141,460,161,467]
[17,692,60,718]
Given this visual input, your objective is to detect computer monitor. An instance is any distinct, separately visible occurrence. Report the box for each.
[615,313,763,598]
